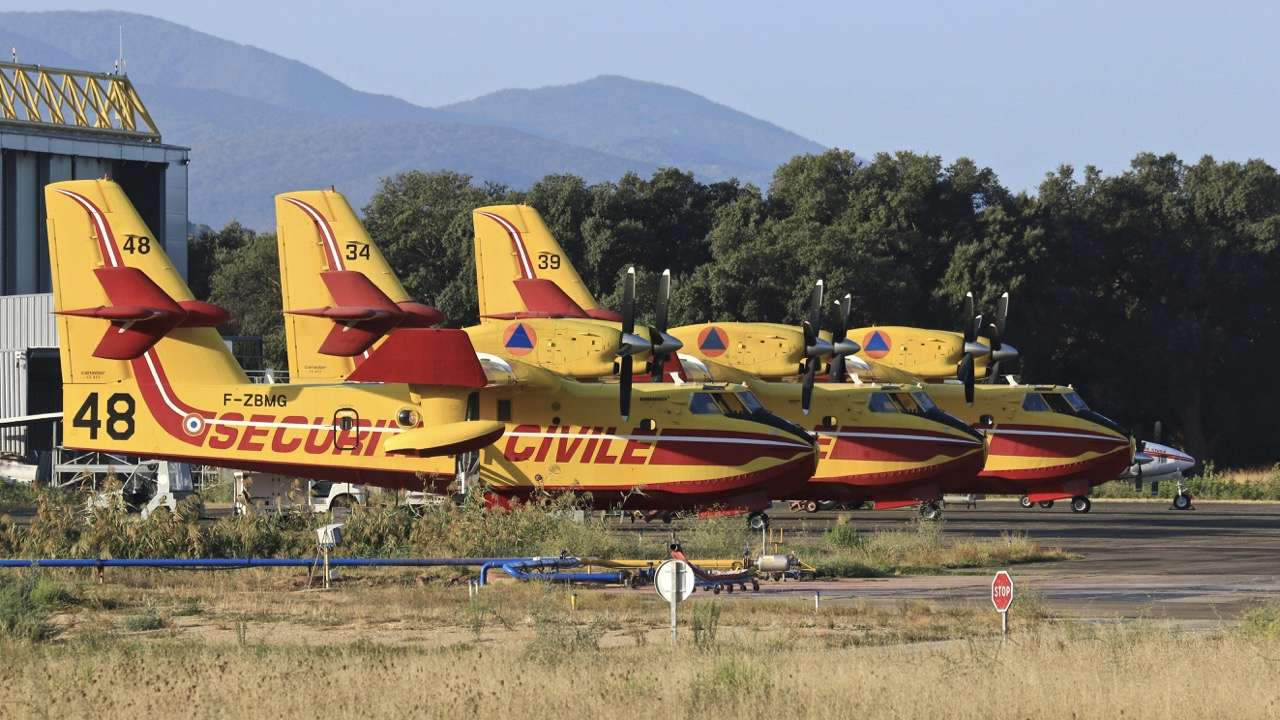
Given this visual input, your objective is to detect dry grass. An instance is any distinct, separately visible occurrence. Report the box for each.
[0,570,1276,720]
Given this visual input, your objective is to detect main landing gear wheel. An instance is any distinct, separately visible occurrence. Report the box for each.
[1172,493,1194,511]
[804,501,819,513]
[918,501,943,521]
[1037,500,1055,509]
[1070,496,1092,514]
[1019,496,1033,509]
[747,512,770,531]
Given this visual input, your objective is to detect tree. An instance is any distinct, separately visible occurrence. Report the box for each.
[362,171,514,327]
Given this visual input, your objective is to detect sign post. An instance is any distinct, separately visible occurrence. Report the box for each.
[991,570,1014,636]
[655,559,694,643]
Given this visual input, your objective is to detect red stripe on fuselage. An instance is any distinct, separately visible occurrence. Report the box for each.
[988,424,1127,459]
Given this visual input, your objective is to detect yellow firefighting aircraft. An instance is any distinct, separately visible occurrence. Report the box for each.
[850,293,1134,513]
[274,190,817,522]
[45,179,503,490]
[464,204,988,519]
[851,291,1018,396]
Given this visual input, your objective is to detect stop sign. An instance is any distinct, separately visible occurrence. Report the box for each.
[991,570,1014,613]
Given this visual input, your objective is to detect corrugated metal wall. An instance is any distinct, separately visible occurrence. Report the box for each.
[0,292,55,351]
[0,295,54,457]
[0,348,28,456]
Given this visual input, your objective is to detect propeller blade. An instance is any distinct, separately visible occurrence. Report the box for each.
[802,319,817,350]
[828,292,855,383]
[655,269,670,333]
[620,354,633,420]
[649,268,674,381]
[801,357,817,415]
[958,353,976,404]
[986,360,1001,384]
[808,280,824,331]
[1153,420,1163,444]
[962,291,975,342]
[621,266,636,336]
[995,291,1009,341]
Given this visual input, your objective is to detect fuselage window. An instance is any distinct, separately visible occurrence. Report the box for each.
[737,391,766,414]
[868,392,900,413]
[1021,393,1051,412]
[689,393,723,415]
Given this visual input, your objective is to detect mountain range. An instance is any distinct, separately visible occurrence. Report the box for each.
[0,11,824,229]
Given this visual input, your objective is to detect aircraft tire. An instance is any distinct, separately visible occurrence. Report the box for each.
[1070,496,1092,513]
[1173,493,1193,511]
[918,501,943,521]
[1037,500,1055,509]
[1019,496,1033,509]
[804,501,819,513]
[747,512,769,531]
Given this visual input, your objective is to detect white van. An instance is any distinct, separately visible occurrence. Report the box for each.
[233,472,365,517]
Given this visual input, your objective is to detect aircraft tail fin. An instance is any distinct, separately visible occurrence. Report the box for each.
[45,179,244,386]
[472,205,603,319]
[277,189,488,387]
[276,190,444,380]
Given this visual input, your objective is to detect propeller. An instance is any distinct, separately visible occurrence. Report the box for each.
[616,267,651,420]
[647,269,683,381]
[827,293,863,383]
[958,352,976,404]
[984,291,1019,382]
[957,291,987,403]
[800,280,833,415]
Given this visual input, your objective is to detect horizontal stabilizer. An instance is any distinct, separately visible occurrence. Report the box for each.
[57,267,229,360]
[346,329,488,388]
[514,278,588,318]
[290,271,445,356]
[384,420,505,458]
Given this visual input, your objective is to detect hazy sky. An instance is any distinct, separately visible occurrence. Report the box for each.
[7,1,1277,191]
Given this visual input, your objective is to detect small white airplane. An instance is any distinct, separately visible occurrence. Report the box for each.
[1126,422,1197,510]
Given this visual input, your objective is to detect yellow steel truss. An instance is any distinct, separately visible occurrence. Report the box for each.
[0,61,159,141]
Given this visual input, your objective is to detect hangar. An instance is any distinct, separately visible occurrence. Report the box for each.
[0,60,189,469]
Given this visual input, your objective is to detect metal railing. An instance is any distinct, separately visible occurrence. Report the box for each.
[0,61,160,141]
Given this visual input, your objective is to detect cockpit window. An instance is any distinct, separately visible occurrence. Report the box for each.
[912,392,938,413]
[1043,393,1076,414]
[1021,393,1051,412]
[689,392,723,415]
[1064,392,1089,411]
[868,392,900,413]
[737,391,766,414]
[712,392,748,415]
[892,393,926,415]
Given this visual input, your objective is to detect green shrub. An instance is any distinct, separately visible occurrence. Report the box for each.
[120,605,167,632]
[825,519,862,549]
[0,574,58,642]
[688,656,775,711]
[1239,601,1280,640]
[690,600,722,650]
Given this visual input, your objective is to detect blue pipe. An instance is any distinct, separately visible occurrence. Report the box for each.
[479,556,579,585]
[0,557,532,569]
[496,557,628,585]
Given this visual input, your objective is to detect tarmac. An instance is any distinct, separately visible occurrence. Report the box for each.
[737,500,1280,620]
